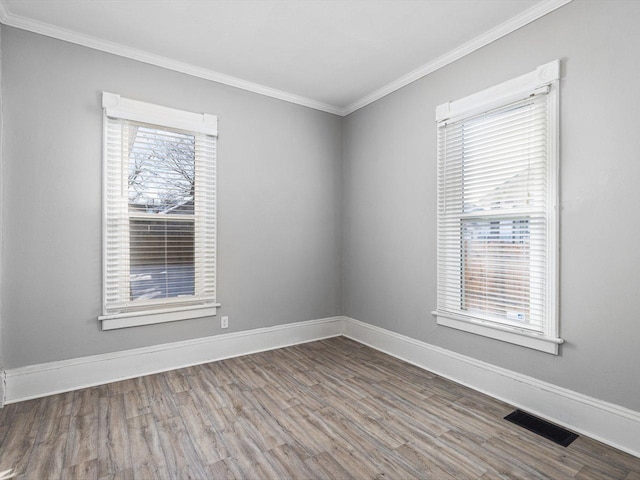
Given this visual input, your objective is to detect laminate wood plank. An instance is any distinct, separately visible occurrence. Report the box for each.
[71,387,100,417]
[377,378,436,407]
[206,458,244,480]
[218,382,253,415]
[122,388,151,420]
[65,413,99,468]
[491,425,584,475]
[0,409,42,476]
[125,414,168,472]
[164,368,191,394]
[236,406,287,452]
[452,389,514,419]
[243,385,299,415]
[435,429,507,476]
[64,458,98,480]
[215,359,249,386]
[575,465,626,480]
[142,375,179,422]
[382,406,450,442]
[350,375,418,408]
[268,406,334,458]
[330,402,408,450]
[22,432,68,480]
[304,451,355,479]
[35,414,70,446]
[232,449,283,480]
[107,379,139,396]
[97,394,132,478]
[155,416,209,479]
[479,436,556,480]
[265,443,315,479]
[0,403,18,427]
[408,433,488,480]
[216,428,263,461]
[174,391,228,464]
[570,436,640,474]
[131,464,171,480]
[485,435,581,479]
[99,467,134,480]
[565,448,630,480]
[308,376,367,406]
[476,471,506,480]
[188,368,234,409]
[311,407,422,479]
[427,399,507,442]
[325,388,385,422]
[285,384,327,412]
[14,398,42,415]
[321,446,385,479]
[393,443,459,480]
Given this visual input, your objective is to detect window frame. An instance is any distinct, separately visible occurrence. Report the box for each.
[99,92,220,330]
[432,60,562,354]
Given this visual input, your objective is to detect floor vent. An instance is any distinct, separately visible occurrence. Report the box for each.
[504,410,578,447]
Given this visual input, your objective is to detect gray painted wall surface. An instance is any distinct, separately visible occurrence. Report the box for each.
[1,27,343,368]
[0,24,5,403]
[343,0,640,411]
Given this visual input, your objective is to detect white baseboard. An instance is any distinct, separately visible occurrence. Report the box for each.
[3,316,344,404]
[343,317,640,458]
[3,314,638,458]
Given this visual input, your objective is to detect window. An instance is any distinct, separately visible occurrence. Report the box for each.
[99,92,219,330]
[433,61,561,354]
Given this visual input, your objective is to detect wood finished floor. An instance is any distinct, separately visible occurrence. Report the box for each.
[0,337,639,480]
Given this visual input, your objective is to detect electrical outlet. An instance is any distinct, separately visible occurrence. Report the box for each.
[221,316,229,329]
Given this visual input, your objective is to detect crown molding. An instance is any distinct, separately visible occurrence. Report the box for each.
[342,0,573,116]
[0,0,572,117]
[0,0,344,116]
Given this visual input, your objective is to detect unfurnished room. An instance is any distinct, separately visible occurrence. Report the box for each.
[0,0,639,478]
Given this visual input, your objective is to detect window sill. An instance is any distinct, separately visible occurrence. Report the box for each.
[99,303,221,330]
[432,311,563,355]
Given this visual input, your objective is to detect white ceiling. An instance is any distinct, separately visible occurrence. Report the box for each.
[0,0,569,115]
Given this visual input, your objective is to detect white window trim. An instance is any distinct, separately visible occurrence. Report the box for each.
[102,92,218,136]
[433,60,562,354]
[99,92,220,330]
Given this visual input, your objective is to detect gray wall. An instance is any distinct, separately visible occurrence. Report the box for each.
[0,26,343,368]
[0,24,4,401]
[343,0,640,411]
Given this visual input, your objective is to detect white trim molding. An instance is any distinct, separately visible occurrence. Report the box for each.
[435,59,559,124]
[3,316,344,404]
[433,312,562,355]
[343,317,640,459]
[0,1,342,116]
[0,0,571,117]
[102,91,218,136]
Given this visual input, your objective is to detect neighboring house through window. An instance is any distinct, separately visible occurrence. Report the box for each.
[99,93,219,330]
[433,61,562,354]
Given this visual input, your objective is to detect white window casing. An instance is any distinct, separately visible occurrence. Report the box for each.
[99,93,219,330]
[432,60,561,354]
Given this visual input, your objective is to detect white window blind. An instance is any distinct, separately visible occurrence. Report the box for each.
[434,61,561,354]
[100,93,218,330]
